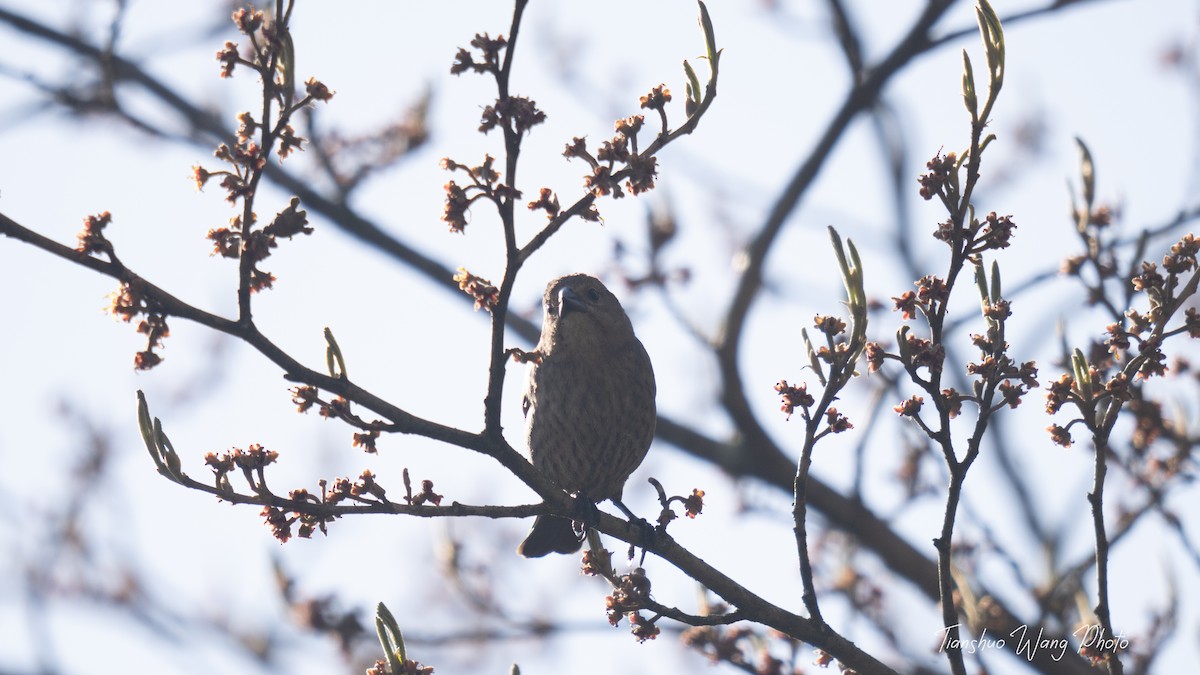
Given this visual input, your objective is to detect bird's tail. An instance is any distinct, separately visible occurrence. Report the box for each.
[517,515,583,557]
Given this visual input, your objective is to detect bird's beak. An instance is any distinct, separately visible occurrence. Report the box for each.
[557,286,587,318]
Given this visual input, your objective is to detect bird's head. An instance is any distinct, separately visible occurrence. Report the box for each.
[539,273,636,354]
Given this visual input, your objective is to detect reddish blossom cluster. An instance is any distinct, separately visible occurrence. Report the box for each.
[202,197,312,292]
[216,8,333,107]
[977,211,1017,250]
[206,446,298,537]
[331,470,389,504]
[639,84,672,111]
[964,290,1039,409]
[809,314,858,364]
[824,408,853,433]
[403,470,443,507]
[479,96,546,136]
[204,443,280,478]
[78,211,171,369]
[1044,373,1076,416]
[216,41,240,78]
[941,388,964,418]
[892,275,950,321]
[918,150,956,200]
[76,211,114,258]
[453,267,499,312]
[656,487,706,528]
[304,77,333,102]
[450,33,508,76]
[318,396,351,420]
[352,429,380,454]
[253,469,399,543]
[580,547,615,578]
[439,155,524,233]
[932,211,1018,254]
[902,333,946,374]
[291,385,320,413]
[558,84,674,201]
[105,277,170,370]
[263,197,314,239]
[605,568,659,642]
[813,314,847,337]
[232,7,263,34]
[441,181,470,233]
[526,187,560,219]
[683,488,705,518]
[774,380,814,420]
[864,341,887,373]
[894,395,924,417]
[186,9,331,309]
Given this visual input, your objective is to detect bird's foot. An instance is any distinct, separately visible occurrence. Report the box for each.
[610,497,656,565]
[570,494,602,529]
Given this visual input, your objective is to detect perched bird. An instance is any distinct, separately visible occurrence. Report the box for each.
[517,274,657,557]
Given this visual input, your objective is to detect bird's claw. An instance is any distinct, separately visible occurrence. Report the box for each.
[571,494,602,528]
[630,518,658,565]
[611,497,657,564]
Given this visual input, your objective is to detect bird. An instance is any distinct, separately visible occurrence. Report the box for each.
[517,273,657,558]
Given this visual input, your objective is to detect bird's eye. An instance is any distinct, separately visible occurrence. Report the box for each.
[586,287,601,302]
